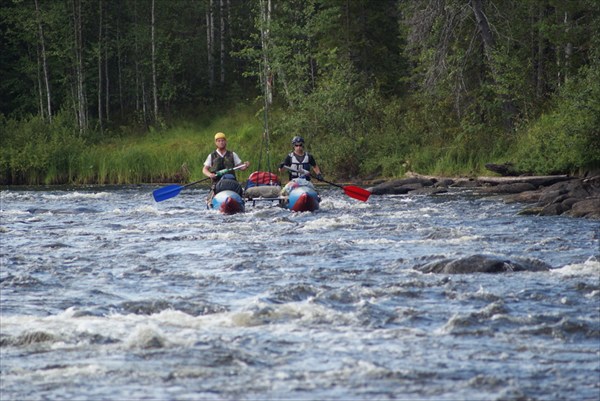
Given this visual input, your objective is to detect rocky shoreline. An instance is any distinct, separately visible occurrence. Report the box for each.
[366,173,600,219]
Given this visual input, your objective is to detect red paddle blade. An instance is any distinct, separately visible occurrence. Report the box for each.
[343,185,371,202]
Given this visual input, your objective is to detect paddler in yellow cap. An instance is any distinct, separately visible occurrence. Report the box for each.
[202,132,250,181]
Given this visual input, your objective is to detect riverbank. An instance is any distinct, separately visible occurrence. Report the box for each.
[366,173,600,219]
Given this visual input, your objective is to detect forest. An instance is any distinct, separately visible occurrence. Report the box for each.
[1,0,599,185]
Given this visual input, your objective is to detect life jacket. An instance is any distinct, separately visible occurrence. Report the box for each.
[288,152,311,179]
[210,150,236,179]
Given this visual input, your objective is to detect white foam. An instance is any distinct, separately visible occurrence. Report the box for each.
[0,209,30,216]
[552,257,600,277]
[41,192,112,201]
[299,215,361,231]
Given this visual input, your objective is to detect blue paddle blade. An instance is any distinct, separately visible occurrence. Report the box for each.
[153,184,184,202]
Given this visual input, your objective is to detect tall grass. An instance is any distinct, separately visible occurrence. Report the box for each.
[0,104,266,185]
[75,105,265,185]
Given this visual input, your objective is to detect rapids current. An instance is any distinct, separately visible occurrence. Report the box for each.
[1,186,599,400]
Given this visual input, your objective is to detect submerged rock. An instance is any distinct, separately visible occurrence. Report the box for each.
[414,254,552,274]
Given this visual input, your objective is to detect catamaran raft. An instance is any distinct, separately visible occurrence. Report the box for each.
[152,166,370,214]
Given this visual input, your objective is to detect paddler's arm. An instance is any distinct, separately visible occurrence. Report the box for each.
[202,164,216,179]
[236,161,250,171]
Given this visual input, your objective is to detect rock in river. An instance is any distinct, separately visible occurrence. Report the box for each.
[414,254,552,274]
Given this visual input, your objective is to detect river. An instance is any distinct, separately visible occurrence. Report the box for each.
[1,185,599,400]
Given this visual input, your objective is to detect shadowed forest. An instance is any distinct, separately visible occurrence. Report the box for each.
[1,0,599,185]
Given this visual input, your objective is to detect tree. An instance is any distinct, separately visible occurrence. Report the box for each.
[97,0,103,132]
[34,0,52,122]
[71,0,88,134]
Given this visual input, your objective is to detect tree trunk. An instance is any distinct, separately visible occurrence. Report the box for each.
[117,20,124,118]
[206,0,215,89]
[105,40,110,123]
[98,0,104,133]
[536,3,546,99]
[151,0,158,123]
[220,0,225,85]
[72,0,87,135]
[34,0,52,122]
[259,0,272,141]
[36,46,44,118]
[133,0,140,114]
[260,0,272,106]
[142,79,148,129]
[471,0,495,58]
[133,0,147,126]
[563,11,572,84]
[471,0,517,131]
[227,0,232,50]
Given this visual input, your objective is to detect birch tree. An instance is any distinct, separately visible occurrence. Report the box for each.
[34,0,52,122]
[151,0,158,123]
[97,0,103,132]
[71,0,87,134]
[206,0,215,89]
[220,0,226,85]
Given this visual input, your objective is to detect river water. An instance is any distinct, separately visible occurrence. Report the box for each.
[1,185,598,401]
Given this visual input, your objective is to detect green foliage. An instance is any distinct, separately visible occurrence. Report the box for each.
[512,65,600,174]
[270,63,393,178]
[0,111,85,184]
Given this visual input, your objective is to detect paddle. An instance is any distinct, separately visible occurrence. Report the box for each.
[283,166,371,202]
[152,165,244,202]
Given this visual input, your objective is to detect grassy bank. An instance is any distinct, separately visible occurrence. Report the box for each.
[1,87,598,186]
[0,105,267,185]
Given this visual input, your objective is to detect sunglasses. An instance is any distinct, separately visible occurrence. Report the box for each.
[294,143,304,147]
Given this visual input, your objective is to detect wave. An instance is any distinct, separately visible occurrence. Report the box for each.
[552,257,600,276]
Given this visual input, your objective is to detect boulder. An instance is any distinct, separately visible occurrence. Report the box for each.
[367,173,599,219]
[539,203,563,216]
[481,182,537,194]
[414,254,552,274]
[368,177,435,195]
[560,197,580,211]
[504,190,543,204]
[565,197,600,219]
[521,178,600,218]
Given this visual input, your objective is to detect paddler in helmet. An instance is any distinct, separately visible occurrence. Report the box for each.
[203,132,250,204]
[278,136,323,181]
[202,132,250,181]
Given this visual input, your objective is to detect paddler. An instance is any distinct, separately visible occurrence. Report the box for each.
[203,132,250,204]
[278,136,323,181]
[203,132,250,181]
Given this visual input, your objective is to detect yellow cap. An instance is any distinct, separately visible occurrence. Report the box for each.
[214,132,227,140]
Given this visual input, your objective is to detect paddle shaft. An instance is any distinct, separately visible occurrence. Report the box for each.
[153,165,244,202]
[182,177,210,188]
[282,166,370,201]
[186,164,245,187]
